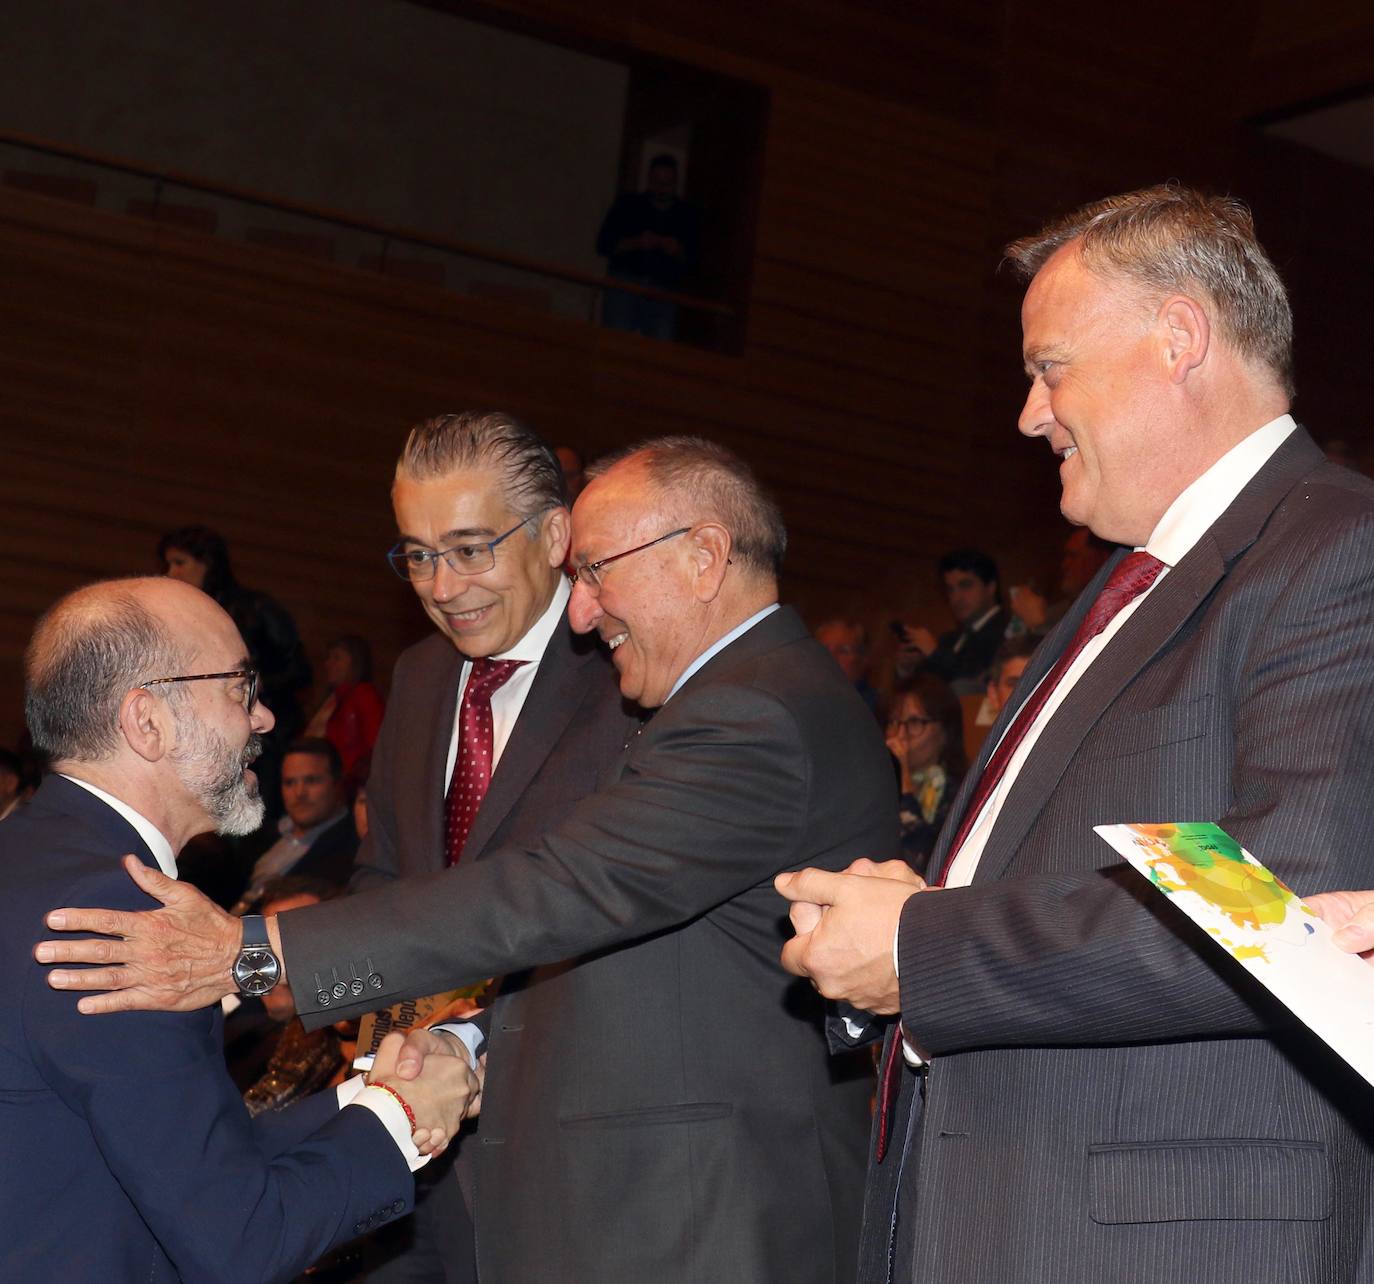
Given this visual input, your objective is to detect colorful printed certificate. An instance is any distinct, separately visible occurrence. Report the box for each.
[1095,821,1374,1085]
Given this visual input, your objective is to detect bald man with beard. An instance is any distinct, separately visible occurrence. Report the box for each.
[1,578,478,1283]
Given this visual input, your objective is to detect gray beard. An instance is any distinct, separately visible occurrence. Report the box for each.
[170,717,266,837]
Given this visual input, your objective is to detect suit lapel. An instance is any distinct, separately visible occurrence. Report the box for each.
[969,426,1325,884]
[972,540,1224,882]
[404,640,464,873]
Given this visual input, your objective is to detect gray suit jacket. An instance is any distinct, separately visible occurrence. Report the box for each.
[861,429,1374,1284]
[285,606,895,1283]
[347,617,630,1281]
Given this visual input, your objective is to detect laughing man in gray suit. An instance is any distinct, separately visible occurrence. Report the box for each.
[780,186,1374,1283]
[41,435,892,1283]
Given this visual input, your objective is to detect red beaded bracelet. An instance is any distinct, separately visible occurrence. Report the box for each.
[371,1081,417,1131]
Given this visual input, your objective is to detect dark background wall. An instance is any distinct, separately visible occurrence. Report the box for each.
[3,0,1374,743]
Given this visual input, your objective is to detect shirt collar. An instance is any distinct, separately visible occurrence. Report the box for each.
[664,603,780,704]
[490,575,570,664]
[278,807,348,844]
[59,774,178,878]
[1145,414,1296,566]
[966,605,1000,634]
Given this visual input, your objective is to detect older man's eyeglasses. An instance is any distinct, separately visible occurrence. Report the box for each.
[567,527,692,594]
[387,516,533,582]
[143,669,260,713]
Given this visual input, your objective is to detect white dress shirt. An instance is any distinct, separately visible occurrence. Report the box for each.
[892,414,1297,1064]
[61,773,428,1169]
[943,413,1296,887]
[443,577,570,783]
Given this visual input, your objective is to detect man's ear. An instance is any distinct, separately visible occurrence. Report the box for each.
[119,688,172,764]
[689,523,733,602]
[1158,293,1210,385]
[541,507,571,567]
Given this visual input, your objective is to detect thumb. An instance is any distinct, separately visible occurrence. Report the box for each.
[122,853,182,904]
[774,867,842,908]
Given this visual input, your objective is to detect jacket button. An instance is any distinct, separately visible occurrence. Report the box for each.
[392,1199,406,1214]
[354,1221,367,1235]
[368,972,384,989]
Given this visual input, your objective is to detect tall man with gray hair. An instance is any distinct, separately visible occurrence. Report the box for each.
[779,185,1374,1281]
[39,434,894,1283]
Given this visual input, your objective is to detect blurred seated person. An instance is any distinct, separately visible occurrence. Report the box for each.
[1008,527,1115,636]
[305,635,385,796]
[159,524,313,820]
[816,617,881,716]
[233,738,358,915]
[895,548,1010,694]
[975,633,1041,729]
[886,672,967,876]
[596,152,700,340]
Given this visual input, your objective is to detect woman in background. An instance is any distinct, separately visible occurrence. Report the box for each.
[886,671,967,877]
[306,635,384,797]
[159,524,312,821]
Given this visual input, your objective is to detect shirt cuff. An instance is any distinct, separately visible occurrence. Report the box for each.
[430,1021,483,1064]
[892,918,927,1067]
[337,1076,428,1172]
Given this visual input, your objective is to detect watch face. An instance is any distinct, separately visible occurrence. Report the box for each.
[234,947,281,996]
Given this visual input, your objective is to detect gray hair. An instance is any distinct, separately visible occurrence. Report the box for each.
[396,411,567,517]
[25,582,187,762]
[1005,183,1294,397]
[588,436,787,576]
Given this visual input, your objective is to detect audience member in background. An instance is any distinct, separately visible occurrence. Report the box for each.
[895,548,1010,693]
[555,444,587,502]
[982,634,1039,723]
[596,152,700,339]
[0,747,28,820]
[306,634,385,796]
[1008,527,1115,635]
[159,524,313,820]
[816,617,882,716]
[233,738,358,915]
[886,672,966,876]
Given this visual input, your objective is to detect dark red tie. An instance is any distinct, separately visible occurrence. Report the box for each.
[873,550,1164,1163]
[444,658,525,866]
[936,550,1165,885]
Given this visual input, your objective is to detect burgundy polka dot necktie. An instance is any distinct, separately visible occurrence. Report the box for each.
[444,657,525,867]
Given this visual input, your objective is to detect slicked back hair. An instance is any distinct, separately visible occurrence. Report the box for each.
[587,436,787,577]
[25,581,187,762]
[395,411,567,519]
[1005,183,1294,398]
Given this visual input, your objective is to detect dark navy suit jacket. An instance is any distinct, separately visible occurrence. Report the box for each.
[0,775,413,1283]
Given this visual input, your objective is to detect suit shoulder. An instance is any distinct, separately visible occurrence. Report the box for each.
[0,811,159,916]
[1267,462,1374,548]
[392,632,457,684]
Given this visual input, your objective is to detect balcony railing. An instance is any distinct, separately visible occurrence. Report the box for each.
[0,130,739,352]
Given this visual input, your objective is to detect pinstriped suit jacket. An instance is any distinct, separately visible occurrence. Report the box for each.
[862,428,1374,1284]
